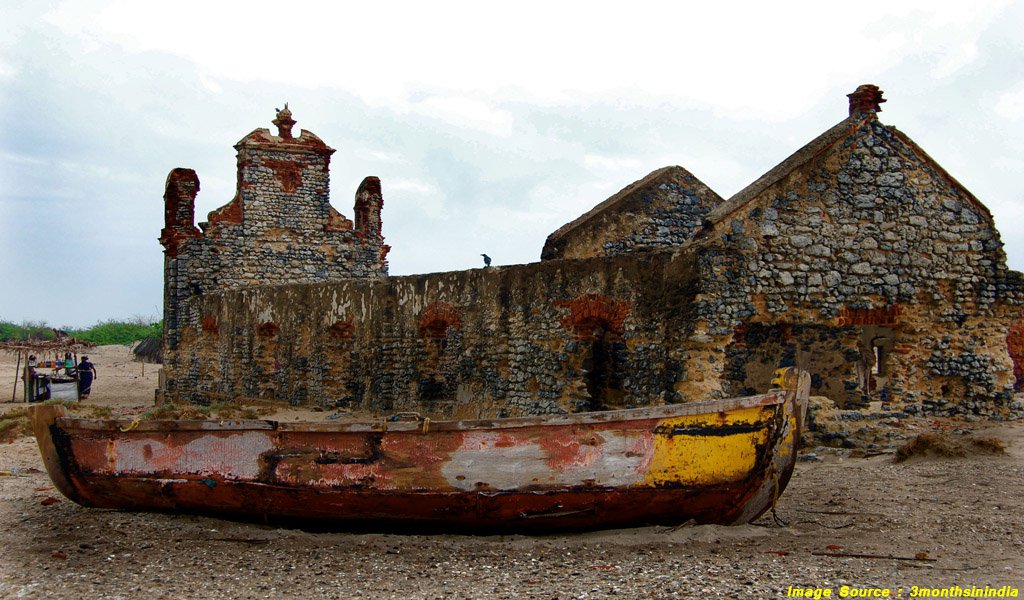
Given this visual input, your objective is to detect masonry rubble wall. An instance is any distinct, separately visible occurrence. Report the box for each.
[697,116,1023,413]
[164,248,719,417]
[159,107,388,402]
[552,88,1024,415]
[541,166,723,261]
[160,89,1024,418]
[1009,315,1024,390]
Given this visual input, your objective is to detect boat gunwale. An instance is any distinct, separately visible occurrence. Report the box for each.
[52,390,789,434]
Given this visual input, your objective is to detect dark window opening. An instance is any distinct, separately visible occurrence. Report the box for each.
[584,327,625,411]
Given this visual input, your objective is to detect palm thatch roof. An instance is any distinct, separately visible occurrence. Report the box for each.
[0,338,96,355]
[132,337,163,364]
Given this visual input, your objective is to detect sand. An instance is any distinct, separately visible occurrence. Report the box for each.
[0,346,1021,599]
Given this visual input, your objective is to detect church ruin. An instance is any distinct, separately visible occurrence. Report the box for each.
[159,86,1024,417]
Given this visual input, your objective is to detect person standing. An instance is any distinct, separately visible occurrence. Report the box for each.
[77,355,97,400]
[25,355,38,401]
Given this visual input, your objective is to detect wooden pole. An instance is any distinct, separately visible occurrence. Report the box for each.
[12,351,22,403]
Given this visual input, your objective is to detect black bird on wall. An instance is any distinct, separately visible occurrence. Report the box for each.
[481,254,492,267]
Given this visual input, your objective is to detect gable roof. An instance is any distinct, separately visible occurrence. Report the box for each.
[707,114,996,227]
[886,126,995,224]
[707,115,863,225]
[545,165,723,247]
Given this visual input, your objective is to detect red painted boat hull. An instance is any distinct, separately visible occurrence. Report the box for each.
[31,370,809,531]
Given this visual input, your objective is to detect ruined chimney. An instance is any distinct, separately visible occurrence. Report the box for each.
[847,84,886,118]
[159,168,203,257]
[273,103,296,139]
[354,176,384,238]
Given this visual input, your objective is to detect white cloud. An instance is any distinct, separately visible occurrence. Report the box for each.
[0,151,48,167]
[583,154,643,174]
[995,87,1024,121]
[36,0,1012,120]
[0,56,16,79]
[386,178,445,218]
[54,159,148,185]
[365,150,407,164]
[386,178,439,195]
[197,71,223,95]
[411,96,514,137]
[931,42,980,78]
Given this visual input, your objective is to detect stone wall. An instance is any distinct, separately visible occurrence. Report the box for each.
[538,86,1024,414]
[698,112,1022,410]
[1008,314,1024,390]
[160,107,389,402]
[160,88,1023,417]
[164,248,714,417]
[541,166,722,261]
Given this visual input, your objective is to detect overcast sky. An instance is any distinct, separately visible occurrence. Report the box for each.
[2,1,1023,328]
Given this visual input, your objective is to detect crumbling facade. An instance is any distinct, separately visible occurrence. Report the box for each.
[168,250,714,414]
[545,85,1024,413]
[160,88,1023,417]
[541,165,723,261]
[159,106,388,402]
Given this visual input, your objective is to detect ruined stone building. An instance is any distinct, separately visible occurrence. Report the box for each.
[159,86,1024,417]
[159,104,388,403]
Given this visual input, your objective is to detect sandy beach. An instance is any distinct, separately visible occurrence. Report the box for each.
[0,346,1021,599]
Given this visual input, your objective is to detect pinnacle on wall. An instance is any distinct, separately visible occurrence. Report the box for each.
[847,84,886,118]
[273,103,296,139]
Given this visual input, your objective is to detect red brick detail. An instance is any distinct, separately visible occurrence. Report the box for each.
[208,195,243,226]
[159,168,203,257]
[837,305,900,326]
[419,302,462,339]
[357,176,382,197]
[556,294,631,341]
[847,84,885,117]
[732,323,748,341]
[273,105,296,139]
[257,322,279,338]
[200,315,219,335]
[207,159,249,228]
[1008,316,1024,389]
[327,319,355,340]
[263,159,303,194]
[236,129,335,154]
[325,206,353,232]
[159,228,202,258]
[355,176,384,238]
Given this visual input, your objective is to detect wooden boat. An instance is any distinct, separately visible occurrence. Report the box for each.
[30,368,810,531]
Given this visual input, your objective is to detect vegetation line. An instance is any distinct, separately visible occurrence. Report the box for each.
[0,318,162,346]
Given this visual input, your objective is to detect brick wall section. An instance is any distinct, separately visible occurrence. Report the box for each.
[160,108,388,401]
[541,166,723,260]
[165,248,711,417]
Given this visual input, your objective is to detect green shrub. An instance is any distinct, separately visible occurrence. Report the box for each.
[70,319,162,345]
[0,317,161,345]
[0,320,55,342]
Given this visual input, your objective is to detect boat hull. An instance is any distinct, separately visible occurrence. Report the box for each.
[31,370,809,531]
